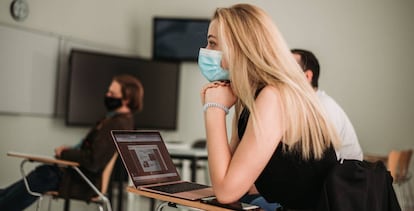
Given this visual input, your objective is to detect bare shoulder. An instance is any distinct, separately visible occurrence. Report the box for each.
[254,86,283,119]
[256,86,281,103]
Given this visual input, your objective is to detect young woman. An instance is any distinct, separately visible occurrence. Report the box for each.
[198,4,340,210]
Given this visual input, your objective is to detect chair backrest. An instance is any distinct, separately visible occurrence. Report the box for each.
[387,149,412,183]
[317,160,402,211]
[101,153,118,194]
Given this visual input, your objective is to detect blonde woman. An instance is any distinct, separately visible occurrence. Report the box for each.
[198,4,340,210]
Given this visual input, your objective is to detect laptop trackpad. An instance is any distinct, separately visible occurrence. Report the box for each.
[175,187,214,200]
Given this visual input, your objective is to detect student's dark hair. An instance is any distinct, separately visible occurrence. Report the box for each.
[291,49,320,88]
[113,74,144,112]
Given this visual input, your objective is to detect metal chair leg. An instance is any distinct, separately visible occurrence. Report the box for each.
[64,198,70,211]
[20,160,43,211]
[35,195,43,211]
[47,195,52,211]
[156,201,169,211]
[98,204,104,211]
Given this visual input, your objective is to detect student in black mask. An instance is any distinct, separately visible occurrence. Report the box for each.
[0,74,144,210]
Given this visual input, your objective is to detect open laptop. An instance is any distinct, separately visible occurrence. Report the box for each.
[111,130,214,201]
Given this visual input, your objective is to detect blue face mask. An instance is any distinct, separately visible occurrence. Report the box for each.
[198,48,230,82]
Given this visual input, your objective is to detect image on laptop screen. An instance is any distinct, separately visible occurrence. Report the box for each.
[113,131,181,186]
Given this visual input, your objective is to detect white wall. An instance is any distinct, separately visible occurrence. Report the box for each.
[0,0,413,208]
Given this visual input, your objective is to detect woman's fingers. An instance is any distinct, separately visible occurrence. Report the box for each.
[201,82,221,94]
[201,81,232,104]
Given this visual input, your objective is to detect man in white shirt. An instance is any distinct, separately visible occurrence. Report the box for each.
[291,48,363,161]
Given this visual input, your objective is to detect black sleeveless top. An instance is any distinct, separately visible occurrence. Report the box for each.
[238,108,337,209]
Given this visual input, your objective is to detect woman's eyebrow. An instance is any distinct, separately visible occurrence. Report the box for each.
[207,34,216,39]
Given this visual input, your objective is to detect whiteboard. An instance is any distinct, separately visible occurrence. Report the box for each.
[0,25,59,115]
[0,24,132,116]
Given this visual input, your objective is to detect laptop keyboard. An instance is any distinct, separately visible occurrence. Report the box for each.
[147,182,210,194]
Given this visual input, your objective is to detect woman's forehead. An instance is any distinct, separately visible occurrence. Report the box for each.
[207,20,218,37]
[109,81,122,93]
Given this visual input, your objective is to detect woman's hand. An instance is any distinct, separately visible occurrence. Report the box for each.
[200,81,236,108]
[54,145,70,158]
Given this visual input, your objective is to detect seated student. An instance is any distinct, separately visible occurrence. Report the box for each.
[199,3,340,211]
[240,49,364,210]
[0,74,144,211]
[291,49,363,161]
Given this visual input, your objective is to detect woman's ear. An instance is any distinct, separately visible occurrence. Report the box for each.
[122,98,130,107]
[304,70,313,84]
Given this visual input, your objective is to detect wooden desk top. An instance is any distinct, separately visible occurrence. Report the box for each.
[7,151,79,167]
[126,186,234,211]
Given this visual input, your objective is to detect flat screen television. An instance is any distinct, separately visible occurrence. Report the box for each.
[66,49,180,130]
[152,17,210,62]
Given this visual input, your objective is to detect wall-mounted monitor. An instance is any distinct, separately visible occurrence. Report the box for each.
[67,49,180,130]
[152,17,210,62]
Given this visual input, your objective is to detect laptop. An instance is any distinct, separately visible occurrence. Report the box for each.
[111,130,214,201]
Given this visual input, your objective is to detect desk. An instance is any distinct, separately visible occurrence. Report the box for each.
[7,151,112,211]
[111,145,209,211]
[127,186,233,211]
[7,151,79,166]
[168,148,208,182]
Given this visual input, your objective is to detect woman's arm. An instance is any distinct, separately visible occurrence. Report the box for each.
[204,86,284,203]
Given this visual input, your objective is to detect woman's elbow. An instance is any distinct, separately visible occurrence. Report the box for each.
[214,190,242,204]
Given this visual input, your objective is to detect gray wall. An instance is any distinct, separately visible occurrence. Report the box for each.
[0,0,413,209]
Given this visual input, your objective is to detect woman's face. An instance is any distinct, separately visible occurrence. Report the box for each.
[206,20,229,70]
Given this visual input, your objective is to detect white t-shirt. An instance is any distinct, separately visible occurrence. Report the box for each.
[317,90,363,161]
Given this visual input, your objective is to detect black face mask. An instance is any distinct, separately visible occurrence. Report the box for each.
[104,96,123,111]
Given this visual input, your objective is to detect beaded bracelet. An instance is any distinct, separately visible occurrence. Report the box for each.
[203,102,229,115]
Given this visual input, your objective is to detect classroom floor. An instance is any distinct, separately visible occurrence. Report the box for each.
[25,193,179,211]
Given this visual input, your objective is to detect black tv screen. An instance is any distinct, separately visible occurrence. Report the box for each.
[153,17,210,62]
[67,49,180,130]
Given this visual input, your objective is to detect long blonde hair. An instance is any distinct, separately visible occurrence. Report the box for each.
[213,4,339,159]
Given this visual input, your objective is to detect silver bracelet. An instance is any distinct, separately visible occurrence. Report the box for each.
[203,102,229,115]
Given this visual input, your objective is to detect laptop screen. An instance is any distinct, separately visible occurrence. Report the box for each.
[111,130,181,186]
